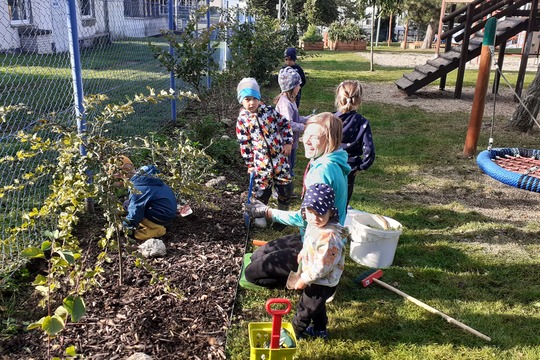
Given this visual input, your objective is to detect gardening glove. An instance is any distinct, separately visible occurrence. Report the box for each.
[122,221,135,237]
[243,199,269,219]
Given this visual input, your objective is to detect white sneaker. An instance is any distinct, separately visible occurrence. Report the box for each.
[254,217,267,228]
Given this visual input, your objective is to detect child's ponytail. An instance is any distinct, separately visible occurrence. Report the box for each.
[335,80,363,113]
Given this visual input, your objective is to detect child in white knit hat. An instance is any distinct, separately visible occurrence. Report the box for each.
[274,67,311,196]
[236,77,294,228]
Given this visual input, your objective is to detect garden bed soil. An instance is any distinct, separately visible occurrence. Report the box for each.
[0,187,247,360]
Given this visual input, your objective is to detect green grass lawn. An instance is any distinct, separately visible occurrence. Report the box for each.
[226,51,540,359]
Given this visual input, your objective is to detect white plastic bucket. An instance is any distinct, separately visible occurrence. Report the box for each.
[344,208,368,230]
[349,213,402,268]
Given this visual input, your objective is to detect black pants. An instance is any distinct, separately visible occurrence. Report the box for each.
[256,182,293,207]
[292,284,337,338]
[244,234,302,288]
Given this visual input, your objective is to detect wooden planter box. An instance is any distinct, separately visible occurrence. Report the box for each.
[328,40,367,51]
[301,41,324,50]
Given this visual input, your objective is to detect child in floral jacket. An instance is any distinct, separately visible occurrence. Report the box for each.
[236,77,294,227]
[291,183,346,341]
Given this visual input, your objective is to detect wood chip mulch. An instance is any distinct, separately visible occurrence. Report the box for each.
[0,189,247,360]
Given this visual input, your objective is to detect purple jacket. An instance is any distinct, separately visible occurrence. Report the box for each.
[334,110,375,172]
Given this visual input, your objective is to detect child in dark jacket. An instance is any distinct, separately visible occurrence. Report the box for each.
[112,155,177,241]
[236,77,294,228]
[283,47,306,108]
[334,80,375,205]
[290,183,346,341]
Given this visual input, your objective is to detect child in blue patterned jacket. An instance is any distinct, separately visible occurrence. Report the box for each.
[334,80,375,206]
[236,77,294,228]
[289,183,346,341]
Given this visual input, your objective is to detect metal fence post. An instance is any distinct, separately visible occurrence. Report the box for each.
[169,0,177,122]
[66,0,93,212]
[206,0,211,88]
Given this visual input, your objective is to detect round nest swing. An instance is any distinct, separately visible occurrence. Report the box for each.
[477,148,540,192]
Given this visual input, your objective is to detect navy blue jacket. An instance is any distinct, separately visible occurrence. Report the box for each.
[334,110,375,173]
[125,165,177,227]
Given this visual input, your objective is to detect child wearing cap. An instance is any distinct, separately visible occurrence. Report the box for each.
[283,47,306,108]
[111,155,177,241]
[236,77,294,228]
[291,183,346,340]
[274,67,311,195]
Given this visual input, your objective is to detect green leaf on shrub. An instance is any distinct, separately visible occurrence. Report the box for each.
[65,345,77,357]
[63,296,86,322]
[41,240,52,251]
[27,317,45,330]
[42,315,64,336]
[56,250,75,265]
[33,274,47,285]
[21,247,44,258]
[44,230,60,239]
[54,306,68,322]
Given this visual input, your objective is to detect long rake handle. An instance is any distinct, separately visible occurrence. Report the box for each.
[373,278,491,342]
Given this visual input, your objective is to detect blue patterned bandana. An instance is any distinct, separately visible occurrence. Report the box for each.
[302,183,338,218]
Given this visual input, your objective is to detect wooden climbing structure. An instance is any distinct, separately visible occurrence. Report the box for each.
[395,0,540,99]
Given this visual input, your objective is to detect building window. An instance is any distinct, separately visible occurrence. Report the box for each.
[7,0,31,24]
[124,0,168,17]
[80,0,94,18]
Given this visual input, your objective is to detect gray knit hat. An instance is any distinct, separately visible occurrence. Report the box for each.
[236,77,261,104]
[278,67,301,93]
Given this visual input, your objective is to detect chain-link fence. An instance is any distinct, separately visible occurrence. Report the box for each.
[1,0,233,273]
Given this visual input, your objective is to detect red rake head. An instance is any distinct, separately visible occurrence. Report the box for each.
[355,269,383,287]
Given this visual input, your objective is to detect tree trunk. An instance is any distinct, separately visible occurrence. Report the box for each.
[387,12,393,46]
[370,1,376,72]
[508,64,540,132]
[402,19,409,49]
[422,20,435,49]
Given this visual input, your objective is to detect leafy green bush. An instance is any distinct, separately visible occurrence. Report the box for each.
[302,24,323,43]
[179,114,241,169]
[1,89,216,354]
[328,21,368,42]
[227,11,287,84]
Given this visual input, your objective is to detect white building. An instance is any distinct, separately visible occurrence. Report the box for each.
[1,0,246,54]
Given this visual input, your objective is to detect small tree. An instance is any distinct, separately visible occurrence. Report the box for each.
[302,24,324,43]
[150,8,223,97]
